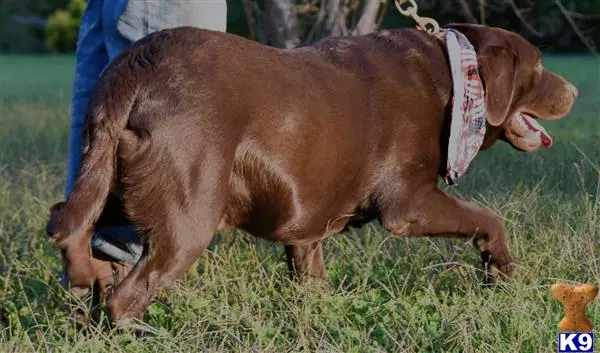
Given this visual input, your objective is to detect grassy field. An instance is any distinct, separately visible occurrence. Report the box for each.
[0,53,599,353]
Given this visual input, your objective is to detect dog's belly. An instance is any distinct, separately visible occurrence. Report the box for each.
[218,164,311,243]
[217,155,371,244]
[219,196,365,245]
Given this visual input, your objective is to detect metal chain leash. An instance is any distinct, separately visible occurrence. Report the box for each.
[394,0,441,35]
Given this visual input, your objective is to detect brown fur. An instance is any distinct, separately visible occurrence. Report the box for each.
[46,24,577,325]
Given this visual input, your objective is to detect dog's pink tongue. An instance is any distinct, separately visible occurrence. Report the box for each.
[516,113,553,148]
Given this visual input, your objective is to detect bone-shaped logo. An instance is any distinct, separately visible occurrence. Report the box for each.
[552,283,598,332]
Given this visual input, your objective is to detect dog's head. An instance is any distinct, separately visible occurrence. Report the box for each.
[445,23,578,152]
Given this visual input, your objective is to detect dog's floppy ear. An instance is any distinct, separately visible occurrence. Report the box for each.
[477,46,518,126]
[445,23,519,127]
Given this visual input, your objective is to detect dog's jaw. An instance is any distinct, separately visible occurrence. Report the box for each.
[504,113,553,152]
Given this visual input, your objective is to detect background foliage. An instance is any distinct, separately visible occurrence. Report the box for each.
[0,0,599,53]
[44,0,86,53]
[0,0,69,52]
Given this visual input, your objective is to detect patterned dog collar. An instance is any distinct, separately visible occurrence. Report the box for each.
[438,28,487,185]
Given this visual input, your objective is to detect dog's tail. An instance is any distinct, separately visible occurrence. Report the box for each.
[48,78,138,243]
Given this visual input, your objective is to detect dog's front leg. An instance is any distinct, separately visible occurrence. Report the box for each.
[380,187,514,281]
[284,241,327,281]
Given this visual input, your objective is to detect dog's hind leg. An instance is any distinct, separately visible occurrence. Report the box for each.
[106,193,226,325]
[106,144,231,325]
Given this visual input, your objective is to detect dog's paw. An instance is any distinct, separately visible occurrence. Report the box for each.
[496,262,515,280]
[483,262,515,286]
[112,316,152,337]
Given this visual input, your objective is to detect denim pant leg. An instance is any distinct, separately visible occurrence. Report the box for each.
[66,0,109,198]
[66,0,131,197]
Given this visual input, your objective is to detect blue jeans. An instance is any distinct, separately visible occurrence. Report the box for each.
[66,0,227,265]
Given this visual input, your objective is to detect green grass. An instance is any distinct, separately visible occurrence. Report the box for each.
[0,53,599,353]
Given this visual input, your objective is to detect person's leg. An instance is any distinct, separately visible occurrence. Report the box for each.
[65,0,110,198]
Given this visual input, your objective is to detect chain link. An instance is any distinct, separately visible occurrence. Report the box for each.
[394,0,441,35]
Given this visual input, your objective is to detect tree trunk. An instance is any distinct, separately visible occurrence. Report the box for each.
[260,0,301,49]
[353,0,383,35]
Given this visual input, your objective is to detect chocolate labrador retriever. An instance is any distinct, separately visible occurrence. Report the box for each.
[47,23,577,325]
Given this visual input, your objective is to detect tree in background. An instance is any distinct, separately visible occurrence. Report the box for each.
[235,0,599,53]
[236,0,389,46]
[258,0,302,48]
[45,0,86,53]
[0,0,69,52]
[416,0,600,54]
